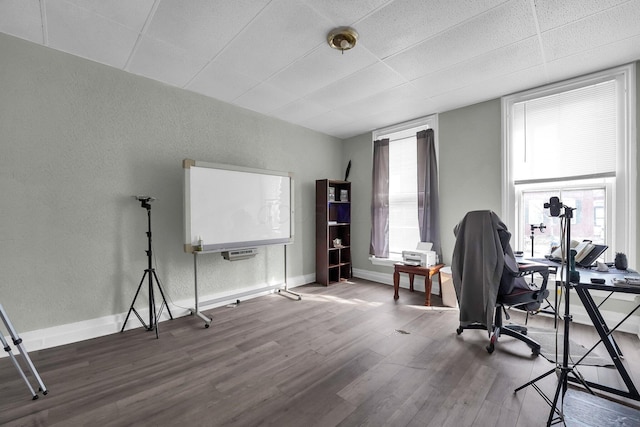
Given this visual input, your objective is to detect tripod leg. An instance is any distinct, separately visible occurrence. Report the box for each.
[514,367,556,393]
[546,370,568,426]
[152,269,173,320]
[0,333,38,399]
[121,270,149,332]
[0,304,47,397]
[148,277,158,339]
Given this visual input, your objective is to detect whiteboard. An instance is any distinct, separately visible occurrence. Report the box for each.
[183,159,294,253]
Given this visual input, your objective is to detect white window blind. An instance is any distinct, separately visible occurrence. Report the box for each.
[512,80,618,184]
[389,136,419,254]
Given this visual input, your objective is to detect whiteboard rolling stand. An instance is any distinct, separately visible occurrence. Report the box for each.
[191,251,212,328]
[277,245,301,300]
[1,302,48,400]
[189,245,300,328]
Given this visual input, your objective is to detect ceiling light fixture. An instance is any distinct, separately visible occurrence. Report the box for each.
[327,27,358,54]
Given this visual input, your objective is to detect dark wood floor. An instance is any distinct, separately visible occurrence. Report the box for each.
[1,278,639,426]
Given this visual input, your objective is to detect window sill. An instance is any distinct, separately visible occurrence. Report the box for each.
[369,255,402,267]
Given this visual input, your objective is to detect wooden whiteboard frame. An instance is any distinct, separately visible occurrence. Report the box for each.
[183,159,294,253]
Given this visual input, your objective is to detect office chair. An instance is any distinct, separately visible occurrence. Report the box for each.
[451,210,549,355]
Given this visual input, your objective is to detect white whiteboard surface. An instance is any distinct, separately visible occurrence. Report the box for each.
[183,160,293,253]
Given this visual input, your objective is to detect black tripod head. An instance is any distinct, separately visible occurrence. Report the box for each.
[134,195,156,210]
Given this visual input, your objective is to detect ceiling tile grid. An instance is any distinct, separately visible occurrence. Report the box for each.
[1,0,640,139]
[45,0,141,68]
[0,0,43,43]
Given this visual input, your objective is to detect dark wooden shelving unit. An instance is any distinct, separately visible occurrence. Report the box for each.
[316,179,352,286]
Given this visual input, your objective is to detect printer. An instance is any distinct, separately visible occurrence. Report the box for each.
[402,242,437,267]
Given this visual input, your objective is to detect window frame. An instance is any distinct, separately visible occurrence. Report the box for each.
[370,114,438,264]
[502,64,636,263]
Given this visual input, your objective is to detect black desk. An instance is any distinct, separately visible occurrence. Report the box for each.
[522,258,640,401]
[571,268,640,401]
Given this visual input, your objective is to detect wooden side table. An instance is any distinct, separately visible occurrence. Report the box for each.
[393,263,445,306]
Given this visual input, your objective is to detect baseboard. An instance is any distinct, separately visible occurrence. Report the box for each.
[1,273,314,357]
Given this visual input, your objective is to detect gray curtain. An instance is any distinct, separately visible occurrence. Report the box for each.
[416,129,441,259]
[370,138,389,257]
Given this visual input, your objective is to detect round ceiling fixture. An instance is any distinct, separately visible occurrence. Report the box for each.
[327,27,359,53]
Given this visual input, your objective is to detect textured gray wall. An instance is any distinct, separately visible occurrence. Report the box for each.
[438,99,502,265]
[343,100,502,271]
[0,33,342,332]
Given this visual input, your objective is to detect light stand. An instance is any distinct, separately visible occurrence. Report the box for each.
[515,197,591,426]
[530,223,546,257]
[121,196,173,338]
[528,222,559,326]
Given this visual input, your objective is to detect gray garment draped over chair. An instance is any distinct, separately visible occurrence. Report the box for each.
[451,210,506,333]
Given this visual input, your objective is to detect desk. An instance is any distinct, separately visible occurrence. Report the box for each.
[393,263,444,306]
[521,258,640,401]
[571,268,640,401]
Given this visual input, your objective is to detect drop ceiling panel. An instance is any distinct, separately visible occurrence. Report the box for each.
[384,0,537,82]
[545,34,640,83]
[300,109,359,135]
[541,2,640,62]
[411,37,543,98]
[302,0,390,26]
[305,62,406,109]
[356,0,507,59]
[270,98,331,124]
[63,0,155,33]
[333,83,425,122]
[233,81,298,114]
[213,0,332,82]
[0,0,42,43]
[127,36,209,87]
[428,65,549,113]
[533,0,631,32]
[146,0,269,60]
[268,44,379,98]
[46,0,140,68]
[186,61,260,103]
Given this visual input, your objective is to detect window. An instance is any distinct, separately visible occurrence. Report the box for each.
[502,64,636,261]
[371,115,438,261]
[388,135,420,254]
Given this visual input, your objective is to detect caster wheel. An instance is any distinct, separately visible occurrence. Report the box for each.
[204,323,210,328]
[532,347,540,356]
[456,327,463,335]
[486,343,495,354]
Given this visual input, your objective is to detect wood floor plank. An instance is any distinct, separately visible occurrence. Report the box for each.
[1,278,638,426]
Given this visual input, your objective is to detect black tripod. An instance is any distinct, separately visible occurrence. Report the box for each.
[530,223,546,257]
[515,198,591,425]
[121,196,173,338]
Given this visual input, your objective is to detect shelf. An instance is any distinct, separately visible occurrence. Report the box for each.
[328,262,351,268]
[317,179,352,286]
